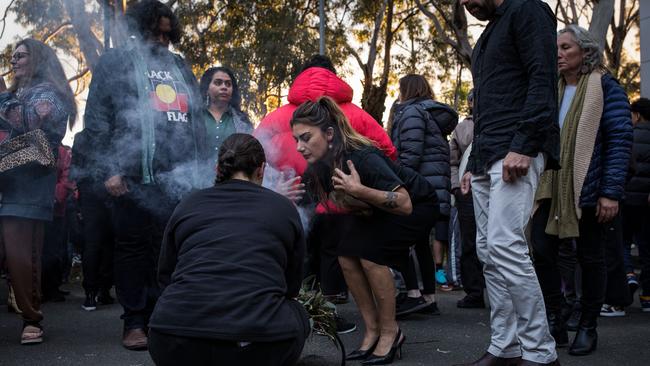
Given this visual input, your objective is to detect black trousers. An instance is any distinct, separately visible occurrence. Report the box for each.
[110,186,172,330]
[403,234,436,295]
[603,213,632,307]
[531,200,608,325]
[148,329,307,366]
[79,182,114,293]
[456,191,484,298]
[623,205,650,295]
[557,239,579,306]
[307,214,348,296]
[41,216,68,296]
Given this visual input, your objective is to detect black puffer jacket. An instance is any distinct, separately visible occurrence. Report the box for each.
[390,98,458,216]
[625,121,650,206]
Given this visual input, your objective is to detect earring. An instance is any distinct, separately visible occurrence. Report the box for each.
[205,95,210,106]
[328,143,333,149]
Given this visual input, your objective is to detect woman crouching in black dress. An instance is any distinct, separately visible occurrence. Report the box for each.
[291,97,439,365]
[148,134,309,366]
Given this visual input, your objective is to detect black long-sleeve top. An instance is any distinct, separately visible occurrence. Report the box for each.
[468,0,560,175]
[149,179,309,341]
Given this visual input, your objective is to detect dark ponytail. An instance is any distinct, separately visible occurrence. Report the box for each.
[215,134,266,183]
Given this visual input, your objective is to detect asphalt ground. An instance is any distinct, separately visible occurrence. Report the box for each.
[1,281,649,366]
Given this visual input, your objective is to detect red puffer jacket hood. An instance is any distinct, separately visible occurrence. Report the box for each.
[288,67,353,105]
[255,67,396,177]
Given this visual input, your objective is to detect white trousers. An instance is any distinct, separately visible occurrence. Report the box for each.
[471,154,557,363]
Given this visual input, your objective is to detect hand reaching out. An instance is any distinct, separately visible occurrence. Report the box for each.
[275,173,305,203]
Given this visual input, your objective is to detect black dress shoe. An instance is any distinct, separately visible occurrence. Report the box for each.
[568,326,597,356]
[547,313,568,348]
[457,295,486,309]
[346,338,379,361]
[453,352,521,366]
[361,329,405,365]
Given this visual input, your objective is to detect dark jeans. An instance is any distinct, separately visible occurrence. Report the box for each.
[148,329,307,366]
[110,186,172,330]
[307,214,348,296]
[42,216,67,296]
[623,205,650,295]
[531,200,608,325]
[79,182,114,293]
[456,191,484,299]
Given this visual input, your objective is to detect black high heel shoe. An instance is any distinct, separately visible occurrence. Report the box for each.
[361,329,405,365]
[346,338,380,360]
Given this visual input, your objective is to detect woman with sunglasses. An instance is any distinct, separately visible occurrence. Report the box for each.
[0,38,76,345]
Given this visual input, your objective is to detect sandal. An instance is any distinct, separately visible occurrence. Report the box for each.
[21,322,43,345]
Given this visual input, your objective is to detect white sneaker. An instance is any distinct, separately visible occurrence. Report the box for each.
[600,304,625,317]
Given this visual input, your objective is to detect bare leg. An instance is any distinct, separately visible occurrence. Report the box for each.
[433,239,446,269]
[361,259,400,356]
[339,256,379,349]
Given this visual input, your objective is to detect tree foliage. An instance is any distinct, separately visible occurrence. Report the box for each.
[0,0,643,122]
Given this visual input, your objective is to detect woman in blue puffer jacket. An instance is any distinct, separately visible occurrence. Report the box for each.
[531,25,633,356]
[387,74,458,316]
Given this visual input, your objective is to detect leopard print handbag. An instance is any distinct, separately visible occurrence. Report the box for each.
[0,128,55,173]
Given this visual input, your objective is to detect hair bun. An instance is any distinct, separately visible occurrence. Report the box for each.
[219,149,236,165]
[214,134,266,183]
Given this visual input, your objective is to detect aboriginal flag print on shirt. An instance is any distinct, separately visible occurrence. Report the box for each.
[147,68,191,123]
[142,53,197,177]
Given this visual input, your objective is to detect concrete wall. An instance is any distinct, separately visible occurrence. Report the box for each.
[641,0,650,97]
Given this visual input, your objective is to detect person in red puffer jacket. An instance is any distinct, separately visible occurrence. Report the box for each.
[254,56,396,334]
[255,55,396,177]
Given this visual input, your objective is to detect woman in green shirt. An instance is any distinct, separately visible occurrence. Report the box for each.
[199,67,253,162]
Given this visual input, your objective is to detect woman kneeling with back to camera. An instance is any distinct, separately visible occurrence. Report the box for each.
[291,97,439,365]
[148,133,310,366]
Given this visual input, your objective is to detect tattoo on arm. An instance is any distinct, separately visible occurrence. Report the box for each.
[383,191,398,209]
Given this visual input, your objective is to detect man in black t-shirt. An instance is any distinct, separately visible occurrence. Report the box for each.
[78,0,206,351]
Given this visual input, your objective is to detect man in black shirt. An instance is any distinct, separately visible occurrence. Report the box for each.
[78,0,206,351]
[456,0,560,365]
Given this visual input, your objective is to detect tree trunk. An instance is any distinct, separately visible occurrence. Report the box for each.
[589,0,615,50]
[63,0,103,70]
[361,0,395,125]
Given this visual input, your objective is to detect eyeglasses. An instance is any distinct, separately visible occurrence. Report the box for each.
[10,52,29,62]
[213,79,232,88]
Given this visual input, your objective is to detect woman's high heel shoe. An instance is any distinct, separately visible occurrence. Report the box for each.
[361,329,405,365]
[346,338,380,360]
